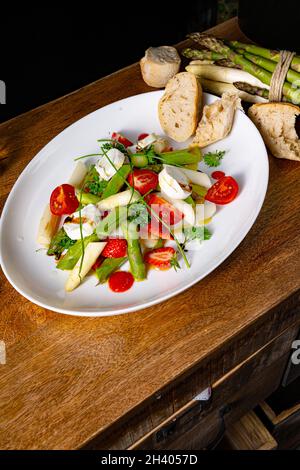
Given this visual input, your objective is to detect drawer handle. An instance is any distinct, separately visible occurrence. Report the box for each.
[155,401,206,444]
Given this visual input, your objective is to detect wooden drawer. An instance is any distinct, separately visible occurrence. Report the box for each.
[218,410,277,450]
[258,384,300,450]
[129,325,297,450]
[84,324,299,450]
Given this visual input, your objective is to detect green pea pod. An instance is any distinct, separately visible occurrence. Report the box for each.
[56,233,99,270]
[96,257,127,284]
[100,165,131,200]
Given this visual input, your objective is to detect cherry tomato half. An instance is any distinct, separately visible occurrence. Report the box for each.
[50,184,79,215]
[205,176,239,205]
[127,169,158,195]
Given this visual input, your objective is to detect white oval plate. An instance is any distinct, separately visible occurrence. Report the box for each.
[0,91,268,317]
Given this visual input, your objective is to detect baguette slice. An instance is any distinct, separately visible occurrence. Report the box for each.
[140,46,181,88]
[158,72,202,142]
[248,102,300,161]
[192,92,240,148]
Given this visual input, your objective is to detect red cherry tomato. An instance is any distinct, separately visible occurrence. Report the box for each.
[145,193,183,225]
[50,184,79,215]
[111,132,133,148]
[138,133,149,141]
[102,239,127,258]
[205,176,239,205]
[211,171,225,180]
[127,169,158,195]
[108,271,134,292]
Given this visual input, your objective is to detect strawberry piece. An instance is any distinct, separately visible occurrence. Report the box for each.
[144,247,176,270]
[111,132,133,148]
[102,239,127,258]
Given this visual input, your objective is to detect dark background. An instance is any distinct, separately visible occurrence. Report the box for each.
[1,1,233,123]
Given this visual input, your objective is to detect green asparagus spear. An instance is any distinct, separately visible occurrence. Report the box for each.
[182,48,225,61]
[228,40,300,73]
[57,233,99,270]
[130,154,149,168]
[188,33,300,104]
[185,195,196,208]
[130,148,202,168]
[243,53,300,87]
[47,228,76,260]
[160,147,202,165]
[233,82,270,99]
[80,192,101,205]
[96,257,127,283]
[121,222,146,281]
[100,165,131,200]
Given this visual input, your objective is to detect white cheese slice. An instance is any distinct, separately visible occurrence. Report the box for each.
[159,165,191,200]
[95,148,125,181]
[63,204,101,240]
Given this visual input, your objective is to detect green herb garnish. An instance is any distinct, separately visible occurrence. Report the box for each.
[181,226,212,250]
[127,203,149,226]
[47,228,76,260]
[83,165,108,196]
[203,150,225,167]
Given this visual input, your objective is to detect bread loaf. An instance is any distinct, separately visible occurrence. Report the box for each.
[140,46,181,88]
[248,102,300,161]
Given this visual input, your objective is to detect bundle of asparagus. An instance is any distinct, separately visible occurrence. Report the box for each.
[182,34,300,105]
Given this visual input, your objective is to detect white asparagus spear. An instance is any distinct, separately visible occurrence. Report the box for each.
[197,78,268,104]
[186,64,270,90]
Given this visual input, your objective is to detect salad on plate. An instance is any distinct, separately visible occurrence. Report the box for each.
[37,132,239,293]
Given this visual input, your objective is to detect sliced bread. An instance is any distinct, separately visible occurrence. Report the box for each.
[191,92,241,148]
[248,102,300,161]
[140,46,181,88]
[158,72,202,142]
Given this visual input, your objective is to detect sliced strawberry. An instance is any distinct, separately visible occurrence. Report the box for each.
[102,239,127,258]
[111,132,133,148]
[92,255,104,271]
[144,247,176,270]
[137,133,149,141]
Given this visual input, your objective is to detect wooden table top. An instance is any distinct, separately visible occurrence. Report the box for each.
[1,18,300,450]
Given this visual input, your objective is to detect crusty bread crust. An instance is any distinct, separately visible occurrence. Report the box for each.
[248,102,300,161]
[158,72,202,142]
[140,46,181,88]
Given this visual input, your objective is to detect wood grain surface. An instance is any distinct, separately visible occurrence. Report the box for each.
[0,18,300,449]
